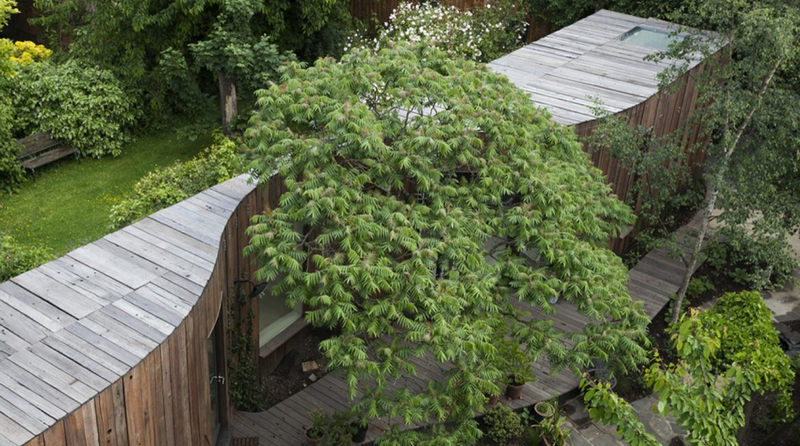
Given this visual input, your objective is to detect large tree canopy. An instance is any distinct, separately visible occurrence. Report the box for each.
[245,43,649,444]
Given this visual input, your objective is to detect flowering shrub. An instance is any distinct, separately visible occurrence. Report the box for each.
[347,1,526,63]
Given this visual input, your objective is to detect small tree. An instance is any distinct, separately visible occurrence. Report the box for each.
[662,0,800,324]
[583,291,795,446]
[245,43,650,445]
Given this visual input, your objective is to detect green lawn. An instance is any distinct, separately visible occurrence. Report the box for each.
[0,130,212,256]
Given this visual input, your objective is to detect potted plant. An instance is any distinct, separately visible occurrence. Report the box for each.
[350,418,369,443]
[497,339,534,400]
[305,410,329,446]
[537,409,569,446]
[533,400,556,420]
[324,411,356,446]
[584,359,617,390]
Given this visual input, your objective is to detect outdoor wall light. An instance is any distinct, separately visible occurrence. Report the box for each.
[234,279,268,299]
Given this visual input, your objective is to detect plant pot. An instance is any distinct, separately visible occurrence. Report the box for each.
[305,427,324,446]
[585,368,617,390]
[351,422,368,443]
[483,390,502,405]
[505,382,524,400]
[534,401,555,420]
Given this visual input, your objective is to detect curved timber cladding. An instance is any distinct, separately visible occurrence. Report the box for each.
[489,9,714,253]
[0,174,271,446]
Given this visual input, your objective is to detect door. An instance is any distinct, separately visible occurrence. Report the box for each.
[208,319,225,444]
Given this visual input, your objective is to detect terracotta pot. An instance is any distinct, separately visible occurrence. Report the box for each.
[505,382,524,400]
[486,393,501,405]
[305,427,323,446]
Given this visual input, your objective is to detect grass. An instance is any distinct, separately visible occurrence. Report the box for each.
[0,129,212,256]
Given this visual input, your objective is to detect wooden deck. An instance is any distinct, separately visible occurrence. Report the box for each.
[232,215,703,445]
[488,9,706,126]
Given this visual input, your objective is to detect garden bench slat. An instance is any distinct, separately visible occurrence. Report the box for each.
[16,132,81,174]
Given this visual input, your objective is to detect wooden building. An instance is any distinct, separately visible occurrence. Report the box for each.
[489,10,711,253]
[0,10,712,446]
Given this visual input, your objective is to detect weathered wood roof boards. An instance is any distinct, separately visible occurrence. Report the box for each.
[0,175,255,446]
[488,9,701,126]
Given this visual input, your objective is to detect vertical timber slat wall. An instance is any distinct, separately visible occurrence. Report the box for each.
[574,62,709,254]
[25,179,274,446]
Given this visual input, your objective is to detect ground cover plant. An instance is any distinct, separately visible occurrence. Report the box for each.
[245,42,649,445]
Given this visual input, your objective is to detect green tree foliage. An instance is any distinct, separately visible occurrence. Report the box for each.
[32,0,348,123]
[108,134,243,230]
[245,43,649,445]
[587,107,701,263]
[661,0,800,323]
[0,0,15,28]
[9,60,137,157]
[189,0,294,132]
[583,291,795,446]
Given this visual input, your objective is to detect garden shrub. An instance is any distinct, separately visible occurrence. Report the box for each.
[9,60,137,157]
[706,228,797,290]
[0,96,23,192]
[0,233,53,281]
[700,291,795,418]
[482,404,524,445]
[352,1,526,63]
[108,134,244,230]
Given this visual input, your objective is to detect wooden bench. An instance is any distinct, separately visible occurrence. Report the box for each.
[16,131,80,176]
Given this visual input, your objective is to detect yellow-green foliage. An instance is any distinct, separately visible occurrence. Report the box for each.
[8,40,52,65]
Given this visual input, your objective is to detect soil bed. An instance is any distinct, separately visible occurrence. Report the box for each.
[261,328,333,410]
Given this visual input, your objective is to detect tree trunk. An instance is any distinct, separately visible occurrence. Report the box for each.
[218,71,238,135]
[670,56,783,325]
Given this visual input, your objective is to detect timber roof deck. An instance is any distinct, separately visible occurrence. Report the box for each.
[0,175,255,446]
[488,9,704,126]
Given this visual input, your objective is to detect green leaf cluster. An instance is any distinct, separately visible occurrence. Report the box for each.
[8,60,137,157]
[108,133,243,229]
[584,292,795,446]
[0,233,54,282]
[245,43,648,444]
[482,404,523,445]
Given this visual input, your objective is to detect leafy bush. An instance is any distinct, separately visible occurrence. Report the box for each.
[351,2,526,63]
[483,404,524,445]
[0,95,23,192]
[0,234,53,281]
[108,134,243,230]
[706,229,797,290]
[9,60,137,157]
[686,276,714,301]
[700,291,795,418]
